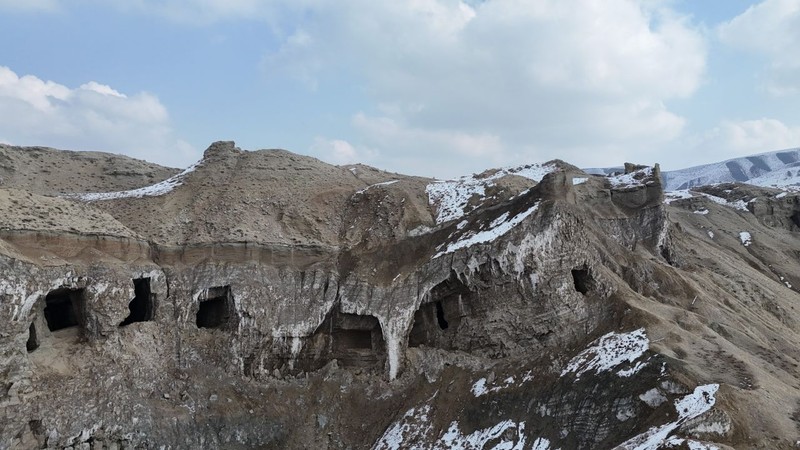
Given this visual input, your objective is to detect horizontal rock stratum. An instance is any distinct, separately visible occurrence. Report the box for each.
[1,141,799,449]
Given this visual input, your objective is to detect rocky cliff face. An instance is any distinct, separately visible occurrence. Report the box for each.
[0,142,798,449]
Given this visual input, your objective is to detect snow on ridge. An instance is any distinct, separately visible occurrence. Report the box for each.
[355,180,399,195]
[698,193,748,211]
[426,162,557,224]
[663,189,752,212]
[433,201,540,258]
[440,420,527,450]
[665,437,720,450]
[663,190,693,204]
[68,161,202,201]
[608,167,654,189]
[470,375,524,397]
[372,404,433,450]
[561,329,649,379]
[617,384,720,450]
[373,404,531,450]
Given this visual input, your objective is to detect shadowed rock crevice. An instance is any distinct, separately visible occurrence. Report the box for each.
[26,323,38,352]
[120,277,154,326]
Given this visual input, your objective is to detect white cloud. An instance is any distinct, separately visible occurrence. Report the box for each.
[718,0,800,96]
[0,0,59,12]
[691,118,800,158]
[2,0,710,176]
[0,66,196,168]
[265,0,706,176]
[102,0,278,24]
[310,137,376,165]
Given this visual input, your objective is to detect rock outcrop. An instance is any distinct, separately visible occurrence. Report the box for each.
[0,142,798,449]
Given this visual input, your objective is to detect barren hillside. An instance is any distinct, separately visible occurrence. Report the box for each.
[0,142,798,449]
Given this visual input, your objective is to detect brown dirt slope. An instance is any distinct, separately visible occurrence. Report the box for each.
[85,141,434,247]
[0,144,179,196]
[0,188,136,238]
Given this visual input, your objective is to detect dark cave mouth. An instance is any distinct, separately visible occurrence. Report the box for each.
[196,285,233,329]
[26,323,39,352]
[43,288,86,332]
[120,277,154,327]
[571,268,592,294]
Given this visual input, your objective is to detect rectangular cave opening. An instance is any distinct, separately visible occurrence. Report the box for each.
[26,322,39,352]
[333,328,374,351]
[196,285,232,329]
[571,268,591,294]
[328,312,385,368]
[120,277,154,326]
[43,288,86,332]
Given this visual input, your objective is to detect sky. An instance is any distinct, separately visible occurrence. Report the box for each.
[0,0,798,178]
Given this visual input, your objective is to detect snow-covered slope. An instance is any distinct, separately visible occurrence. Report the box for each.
[661,147,800,191]
[426,162,558,224]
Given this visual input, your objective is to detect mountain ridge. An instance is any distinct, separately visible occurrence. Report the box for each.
[0,141,798,449]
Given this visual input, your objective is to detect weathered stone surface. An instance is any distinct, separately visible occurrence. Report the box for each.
[0,143,798,449]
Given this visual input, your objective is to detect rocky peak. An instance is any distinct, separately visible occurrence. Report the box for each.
[201,140,241,160]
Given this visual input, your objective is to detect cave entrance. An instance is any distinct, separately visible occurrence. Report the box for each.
[43,288,86,332]
[330,312,385,367]
[791,211,800,229]
[196,285,233,329]
[26,323,39,352]
[120,278,154,326]
[408,274,471,348]
[273,311,386,374]
[571,268,592,294]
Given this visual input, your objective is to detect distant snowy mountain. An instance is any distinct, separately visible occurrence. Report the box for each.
[584,148,800,191]
[661,147,800,191]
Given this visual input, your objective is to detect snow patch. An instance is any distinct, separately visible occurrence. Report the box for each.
[470,376,519,397]
[639,388,667,408]
[372,404,433,450]
[693,209,709,215]
[531,437,551,450]
[69,161,201,201]
[470,378,488,397]
[440,420,526,450]
[664,190,693,204]
[617,360,648,377]
[355,180,399,195]
[434,202,540,258]
[561,329,649,379]
[739,231,752,247]
[572,177,588,185]
[665,438,720,450]
[698,193,748,211]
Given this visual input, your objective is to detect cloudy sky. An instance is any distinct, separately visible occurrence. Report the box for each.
[0,0,798,177]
